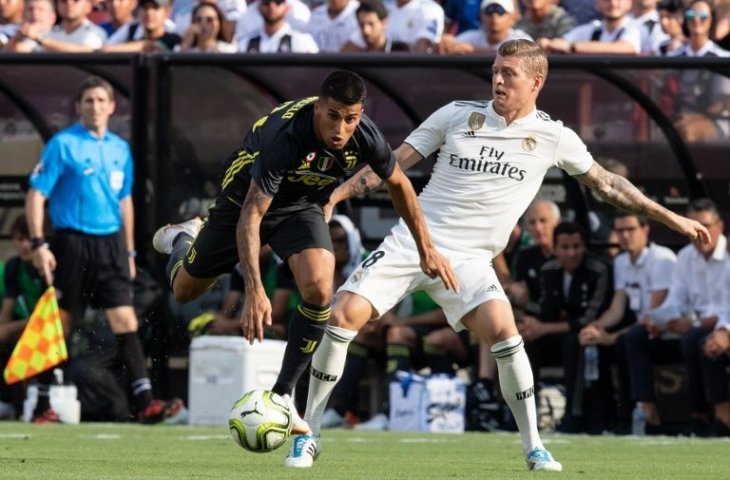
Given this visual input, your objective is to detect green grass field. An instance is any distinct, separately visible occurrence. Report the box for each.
[0,422,727,480]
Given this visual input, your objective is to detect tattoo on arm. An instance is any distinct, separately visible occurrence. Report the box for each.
[342,167,384,199]
[574,163,654,216]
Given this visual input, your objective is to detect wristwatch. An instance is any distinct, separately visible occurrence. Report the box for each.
[30,237,47,250]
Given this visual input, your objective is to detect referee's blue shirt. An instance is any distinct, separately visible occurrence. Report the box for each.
[29,122,134,235]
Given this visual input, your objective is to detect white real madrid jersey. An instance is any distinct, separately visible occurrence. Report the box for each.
[392,100,593,255]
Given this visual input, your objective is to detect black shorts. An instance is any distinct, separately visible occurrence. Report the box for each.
[51,229,133,317]
[184,198,332,279]
[411,325,475,370]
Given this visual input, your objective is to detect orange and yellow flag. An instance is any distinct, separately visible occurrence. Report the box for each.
[3,287,67,385]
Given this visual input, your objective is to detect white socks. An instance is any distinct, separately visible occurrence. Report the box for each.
[491,335,542,454]
[304,325,357,436]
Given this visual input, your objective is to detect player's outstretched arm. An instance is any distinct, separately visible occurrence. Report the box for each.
[573,161,710,244]
[383,162,459,292]
[237,182,274,344]
[325,143,425,221]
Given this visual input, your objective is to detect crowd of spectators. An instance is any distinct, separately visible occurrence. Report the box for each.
[1,0,729,56]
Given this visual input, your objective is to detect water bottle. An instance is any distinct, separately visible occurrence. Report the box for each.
[632,403,645,436]
[583,345,599,382]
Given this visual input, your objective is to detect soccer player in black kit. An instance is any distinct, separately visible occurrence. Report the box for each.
[153,70,457,433]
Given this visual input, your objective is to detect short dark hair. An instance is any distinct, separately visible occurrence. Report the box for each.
[357,0,388,19]
[553,221,587,246]
[657,0,682,12]
[613,211,648,227]
[76,76,115,102]
[10,215,29,239]
[319,70,367,106]
[687,197,719,219]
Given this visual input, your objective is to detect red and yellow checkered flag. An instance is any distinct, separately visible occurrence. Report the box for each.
[3,287,67,385]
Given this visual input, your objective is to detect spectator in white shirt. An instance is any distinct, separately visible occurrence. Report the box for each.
[647,198,728,435]
[340,0,409,52]
[26,0,107,51]
[440,0,532,54]
[237,0,318,52]
[538,0,641,54]
[629,0,668,54]
[701,253,730,437]
[387,0,444,52]
[4,0,55,51]
[654,0,684,55]
[174,0,246,40]
[179,1,236,51]
[234,0,309,44]
[307,0,359,51]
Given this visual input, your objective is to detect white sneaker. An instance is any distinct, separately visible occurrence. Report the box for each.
[283,394,310,435]
[526,447,562,472]
[321,408,346,429]
[284,434,321,468]
[152,217,203,254]
[353,413,389,431]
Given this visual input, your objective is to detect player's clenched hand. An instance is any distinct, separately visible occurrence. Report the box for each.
[240,287,272,345]
[419,249,459,292]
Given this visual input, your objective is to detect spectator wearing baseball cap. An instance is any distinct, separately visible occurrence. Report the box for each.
[440,0,532,54]
[103,0,182,51]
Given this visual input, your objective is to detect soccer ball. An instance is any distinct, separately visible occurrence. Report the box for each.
[228,390,293,453]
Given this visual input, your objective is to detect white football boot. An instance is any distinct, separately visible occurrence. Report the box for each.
[526,447,563,472]
[152,217,203,254]
[284,433,321,468]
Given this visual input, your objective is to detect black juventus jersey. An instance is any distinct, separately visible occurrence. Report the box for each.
[218,97,396,213]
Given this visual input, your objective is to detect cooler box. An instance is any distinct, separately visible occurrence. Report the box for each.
[389,371,466,433]
[188,336,286,426]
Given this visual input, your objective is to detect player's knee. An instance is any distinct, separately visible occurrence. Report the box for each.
[172,283,200,304]
[297,280,332,306]
[387,325,414,344]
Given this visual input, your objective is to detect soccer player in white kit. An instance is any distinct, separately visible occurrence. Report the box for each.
[285,39,711,471]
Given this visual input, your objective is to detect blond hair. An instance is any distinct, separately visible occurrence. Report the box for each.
[497,39,548,79]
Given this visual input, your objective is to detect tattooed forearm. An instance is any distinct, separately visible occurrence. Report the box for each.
[575,163,656,217]
[338,167,384,200]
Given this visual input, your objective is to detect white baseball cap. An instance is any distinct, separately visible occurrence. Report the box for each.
[480,0,514,13]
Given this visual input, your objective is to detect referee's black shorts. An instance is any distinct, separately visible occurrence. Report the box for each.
[51,229,134,317]
[184,197,333,280]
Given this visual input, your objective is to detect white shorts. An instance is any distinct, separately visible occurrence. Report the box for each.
[338,231,509,331]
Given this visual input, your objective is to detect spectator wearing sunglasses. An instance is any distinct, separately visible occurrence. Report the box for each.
[179,1,235,51]
[236,0,317,52]
[515,0,577,41]
[668,0,730,143]
[538,0,641,54]
[440,0,530,54]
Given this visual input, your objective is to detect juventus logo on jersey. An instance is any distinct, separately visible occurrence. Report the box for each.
[468,112,486,130]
